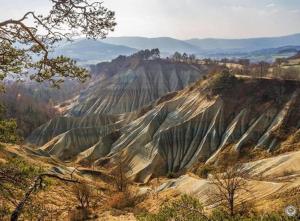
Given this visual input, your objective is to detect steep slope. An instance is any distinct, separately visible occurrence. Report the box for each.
[26,114,126,147]
[28,73,300,183]
[70,58,208,116]
[103,78,300,182]
[158,146,300,208]
[27,58,210,160]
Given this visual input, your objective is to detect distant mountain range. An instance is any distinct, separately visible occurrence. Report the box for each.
[206,45,300,62]
[186,33,300,52]
[52,39,137,65]
[52,33,300,64]
[102,37,198,54]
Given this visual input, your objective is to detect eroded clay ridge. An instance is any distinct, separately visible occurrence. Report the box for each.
[70,58,208,116]
[27,76,300,183]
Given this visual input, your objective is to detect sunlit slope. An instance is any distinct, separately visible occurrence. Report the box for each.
[28,75,300,183]
[70,59,208,116]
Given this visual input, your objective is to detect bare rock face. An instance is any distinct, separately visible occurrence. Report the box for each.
[70,59,208,116]
[27,58,208,162]
[27,62,300,183]
[98,79,299,182]
[26,114,124,147]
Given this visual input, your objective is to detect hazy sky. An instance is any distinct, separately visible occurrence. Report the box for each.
[0,0,300,39]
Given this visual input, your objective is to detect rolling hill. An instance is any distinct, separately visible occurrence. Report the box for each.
[186,33,300,52]
[52,39,137,65]
[102,37,199,55]
[51,34,300,64]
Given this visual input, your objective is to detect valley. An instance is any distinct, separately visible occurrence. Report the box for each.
[1,1,300,220]
[1,52,300,220]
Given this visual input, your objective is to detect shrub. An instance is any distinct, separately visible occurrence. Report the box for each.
[68,208,91,221]
[210,209,293,221]
[0,119,20,143]
[108,189,145,210]
[9,158,44,178]
[137,194,208,221]
[195,164,215,179]
[0,203,10,220]
[73,183,92,209]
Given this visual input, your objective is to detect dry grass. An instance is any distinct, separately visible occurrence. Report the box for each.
[275,129,300,154]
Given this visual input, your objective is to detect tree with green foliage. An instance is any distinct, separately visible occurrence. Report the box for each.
[0,0,116,143]
[133,49,161,60]
[182,53,188,62]
[188,54,196,63]
[151,48,161,59]
[0,104,19,143]
[0,0,116,87]
[172,52,182,62]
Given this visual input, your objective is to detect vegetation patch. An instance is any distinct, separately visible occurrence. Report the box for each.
[207,69,239,95]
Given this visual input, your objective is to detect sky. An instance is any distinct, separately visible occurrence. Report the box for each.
[0,0,300,39]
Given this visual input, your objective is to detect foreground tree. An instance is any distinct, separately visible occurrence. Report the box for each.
[11,173,80,221]
[0,0,116,87]
[209,163,251,217]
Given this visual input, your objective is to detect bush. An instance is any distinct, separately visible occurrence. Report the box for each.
[0,203,10,220]
[195,164,215,179]
[73,183,92,209]
[108,189,145,210]
[137,195,298,221]
[0,119,20,143]
[210,209,300,221]
[68,208,91,221]
[137,194,208,221]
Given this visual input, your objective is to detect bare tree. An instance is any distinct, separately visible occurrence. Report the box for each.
[209,163,251,217]
[0,0,116,86]
[73,183,92,209]
[110,155,131,192]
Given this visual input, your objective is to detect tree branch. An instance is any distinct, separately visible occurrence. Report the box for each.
[10,173,80,221]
